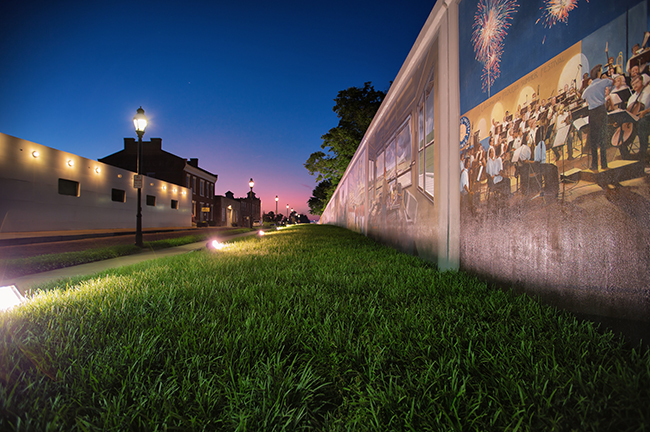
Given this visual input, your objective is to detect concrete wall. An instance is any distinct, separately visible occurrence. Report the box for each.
[0,133,192,232]
[321,0,459,269]
[321,0,650,324]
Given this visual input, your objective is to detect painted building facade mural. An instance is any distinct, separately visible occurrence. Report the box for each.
[459,0,650,321]
[321,0,650,323]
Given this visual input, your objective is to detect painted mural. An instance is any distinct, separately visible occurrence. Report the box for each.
[459,0,650,320]
[321,0,650,323]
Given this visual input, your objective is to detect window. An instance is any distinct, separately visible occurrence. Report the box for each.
[376,151,385,190]
[146,195,156,206]
[396,119,412,174]
[111,188,126,202]
[368,159,375,200]
[171,199,179,209]
[192,177,196,194]
[418,82,435,198]
[58,179,79,197]
[186,174,191,188]
[200,179,205,197]
[385,138,396,181]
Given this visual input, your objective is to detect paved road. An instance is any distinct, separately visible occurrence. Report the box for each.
[0,227,233,260]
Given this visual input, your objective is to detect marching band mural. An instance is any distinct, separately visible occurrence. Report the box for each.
[321,0,650,322]
[459,0,650,320]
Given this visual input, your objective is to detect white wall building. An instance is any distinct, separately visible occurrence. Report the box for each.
[0,133,192,233]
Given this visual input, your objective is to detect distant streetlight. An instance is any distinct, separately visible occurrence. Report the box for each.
[286,204,289,218]
[133,107,148,247]
[248,178,255,228]
[275,195,278,218]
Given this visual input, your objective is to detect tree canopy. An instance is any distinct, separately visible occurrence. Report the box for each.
[305,82,386,215]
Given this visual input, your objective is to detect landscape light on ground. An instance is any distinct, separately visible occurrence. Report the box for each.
[206,240,225,251]
[0,285,25,311]
[258,230,265,236]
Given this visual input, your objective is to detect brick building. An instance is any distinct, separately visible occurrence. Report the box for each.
[214,191,261,227]
[100,138,217,225]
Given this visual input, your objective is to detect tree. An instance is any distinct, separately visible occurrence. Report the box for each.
[308,179,332,216]
[305,82,386,214]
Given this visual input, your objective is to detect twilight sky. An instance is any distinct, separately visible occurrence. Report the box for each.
[0,0,436,219]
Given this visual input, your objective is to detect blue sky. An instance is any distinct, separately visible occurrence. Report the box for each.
[458,0,647,114]
[0,0,435,218]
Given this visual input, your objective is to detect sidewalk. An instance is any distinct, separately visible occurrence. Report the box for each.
[2,230,260,295]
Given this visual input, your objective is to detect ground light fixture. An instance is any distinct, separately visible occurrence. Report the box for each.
[0,285,25,312]
[258,230,265,236]
[206,239,225,251]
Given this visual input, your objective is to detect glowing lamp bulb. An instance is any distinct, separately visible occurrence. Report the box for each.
[32,150,40,158]
[133,107,148,134]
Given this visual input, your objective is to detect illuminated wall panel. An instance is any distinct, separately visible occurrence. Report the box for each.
[0,133,192,232]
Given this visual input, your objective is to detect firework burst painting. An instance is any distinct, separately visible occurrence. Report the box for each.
[537,0,589,28]
[471,0,520,96]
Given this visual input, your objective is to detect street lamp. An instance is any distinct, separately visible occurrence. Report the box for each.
[134,107,147,247]
[248,178,255,228]
[275,195,278,220]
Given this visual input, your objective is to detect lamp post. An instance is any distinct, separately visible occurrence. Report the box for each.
[275,196,278,220]
[133,107,148,247]
[248,178,255,228]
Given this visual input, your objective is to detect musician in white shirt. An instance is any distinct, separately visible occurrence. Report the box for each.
[486,146,510,196]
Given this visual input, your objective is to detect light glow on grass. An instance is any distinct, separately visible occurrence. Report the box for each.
[0,285,25,311]
[206,239,225,250]
[258,230,265,236]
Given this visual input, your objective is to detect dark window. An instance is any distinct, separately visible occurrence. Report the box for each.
[58,179,80,197]
[146,195,156,206]
[111,188,126,202]
[171,200,179,209]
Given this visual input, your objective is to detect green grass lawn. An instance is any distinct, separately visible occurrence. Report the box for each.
[1,224,649,431]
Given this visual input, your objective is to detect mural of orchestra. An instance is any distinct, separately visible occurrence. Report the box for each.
[459,0,650,321]
[322,0,650,322]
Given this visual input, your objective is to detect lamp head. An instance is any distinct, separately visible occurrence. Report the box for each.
[133,106,148,137]
[249,178,254,190]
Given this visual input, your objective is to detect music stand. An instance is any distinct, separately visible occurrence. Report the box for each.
[613,88,632,106]
[629,49,650,71]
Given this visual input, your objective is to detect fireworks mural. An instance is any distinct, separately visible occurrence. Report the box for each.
[537,0,588,28]
[472,0,520,96]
